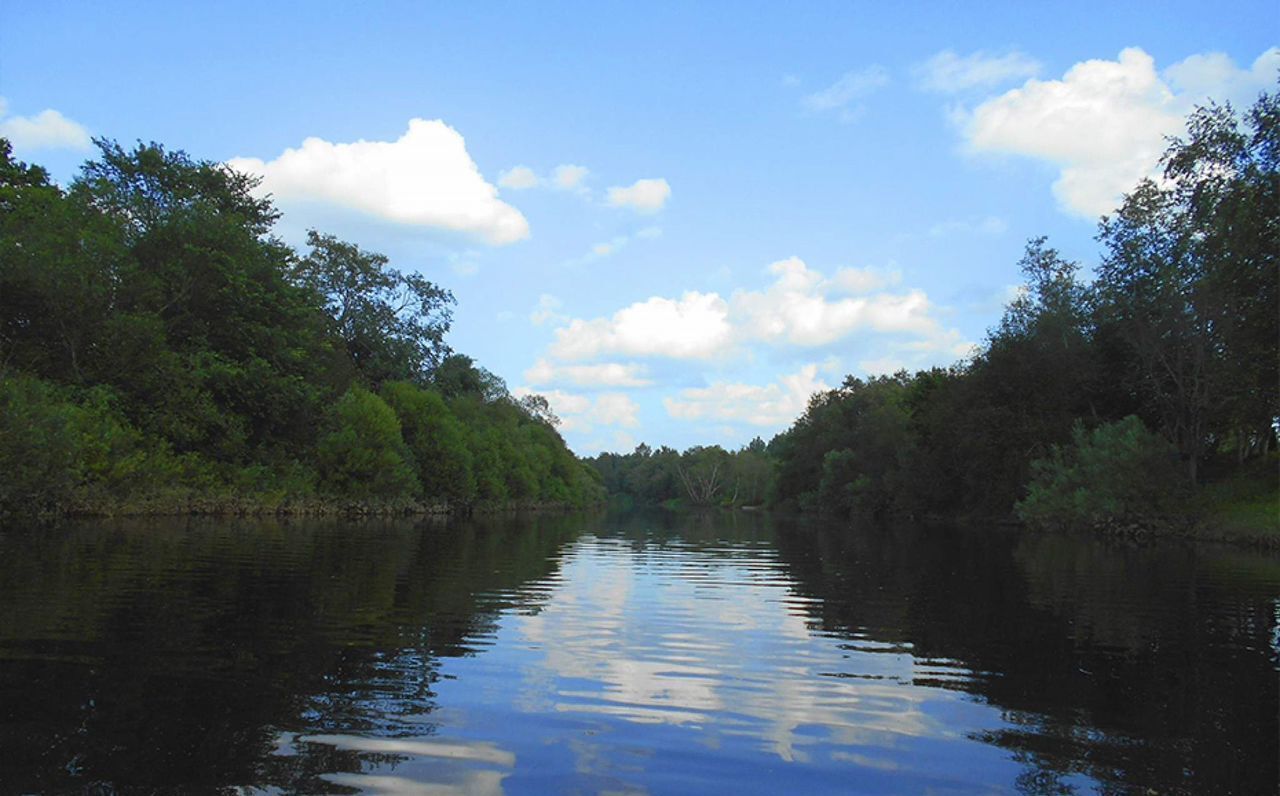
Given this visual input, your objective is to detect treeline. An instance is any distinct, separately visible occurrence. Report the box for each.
[0,140,603,518]
[591,440,773,509]
[594,91,1278,530]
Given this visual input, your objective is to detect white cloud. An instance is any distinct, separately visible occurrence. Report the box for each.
[524,359,653,388]
[734,258,951,348]
[962,47,1280,218]
[664,365,831,427]
[498,165,539,189]
[516,388,640,433]
[827,264,901,294]
[606,178,671,213]
[0,98,92,152]
[913,50,1041,93]
[552,164,590,190]
[803,66,890,117]
[546,257,969,362]
[550,291,732,361]
[497,163,591,193]
[227,119,529,245]
[530,293,568,326]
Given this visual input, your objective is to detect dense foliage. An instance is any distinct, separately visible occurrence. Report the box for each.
[0,139,603,518]
[591,90,1278,528]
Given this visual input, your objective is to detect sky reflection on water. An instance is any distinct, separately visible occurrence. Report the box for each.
[1,511,1275,794]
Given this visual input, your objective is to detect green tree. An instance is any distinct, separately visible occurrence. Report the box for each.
[1017,416,1189,529]
[1095,89,1279,482]
[316,387,418,499]
[0,376,82,518]
[296,231,454,385]
[380,381,476,505]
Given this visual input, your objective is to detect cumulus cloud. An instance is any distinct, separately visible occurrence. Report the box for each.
[0,98,92,152]
[664,365,831,427]
[525,359,653,388]
[547,257,969,362]
[498,165,539,189]
[803,66,890,119]
[962,46,1280,218]
[227,119,529,245]
[606,178,671,213]
[496,163,590,192]
[550,291,732,361]
[734,258,948,347]
[913,49,1041,93]
[516,388,640,433]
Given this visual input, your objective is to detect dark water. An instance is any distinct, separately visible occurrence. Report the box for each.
[0,511,1276,794]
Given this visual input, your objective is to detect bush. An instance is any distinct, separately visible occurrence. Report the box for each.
[0,375,81,518]
[1017,416,1189,530]
[316,386,419,500]
[381,381,476,505]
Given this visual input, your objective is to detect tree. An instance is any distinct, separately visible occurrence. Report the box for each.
[53,139,339,459]
[381,381,476,505]
[0,141,125,384]
[316,387,419,499]
[675,446,730,505]
[1016,416,1188,529]
[1095,88,1279,482]
[296,230,454,384]
[432,354,508,402]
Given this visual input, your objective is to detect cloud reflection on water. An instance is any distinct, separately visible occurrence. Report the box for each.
[514,536,968,765]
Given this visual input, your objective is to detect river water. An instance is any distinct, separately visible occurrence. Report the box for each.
[0,510,1276,794]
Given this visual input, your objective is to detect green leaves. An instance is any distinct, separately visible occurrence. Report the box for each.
[1017,416,1188,530]
[297,231,455,384]
[316,387,419,500]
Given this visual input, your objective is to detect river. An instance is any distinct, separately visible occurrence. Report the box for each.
[0,510,1275,793]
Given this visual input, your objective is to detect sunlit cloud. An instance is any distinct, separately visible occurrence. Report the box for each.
[227,119,530,245]
[0,97,92,153]
[606,178,671,213]
[547,257,969,362]
[664,365,831,427]
[959,46,1280,217]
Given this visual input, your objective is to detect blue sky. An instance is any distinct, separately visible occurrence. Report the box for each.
[3,1,1276,454]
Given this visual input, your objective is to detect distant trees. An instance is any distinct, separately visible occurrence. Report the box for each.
[588,439,774,508]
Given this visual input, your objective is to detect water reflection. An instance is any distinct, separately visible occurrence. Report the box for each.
[0,510,1275,794]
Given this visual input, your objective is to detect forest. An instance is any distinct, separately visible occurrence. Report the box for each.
[590,91,1278,538]
[0,139,605,518]
[1,91,1275,534]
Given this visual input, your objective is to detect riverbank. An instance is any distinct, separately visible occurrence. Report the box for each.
[55,492,600,520]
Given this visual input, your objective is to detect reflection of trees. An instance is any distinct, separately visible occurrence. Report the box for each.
[0,512,588,793]
[768,518,1279,794]
[2,510,1274,793]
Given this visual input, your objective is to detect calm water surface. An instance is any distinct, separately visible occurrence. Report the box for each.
[0,511,1276,794]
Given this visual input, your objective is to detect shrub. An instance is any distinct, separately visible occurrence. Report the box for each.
[381,381,476,505]
[0,375,81,518]
[1017,415,1189,529]
[316,386,418,499]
